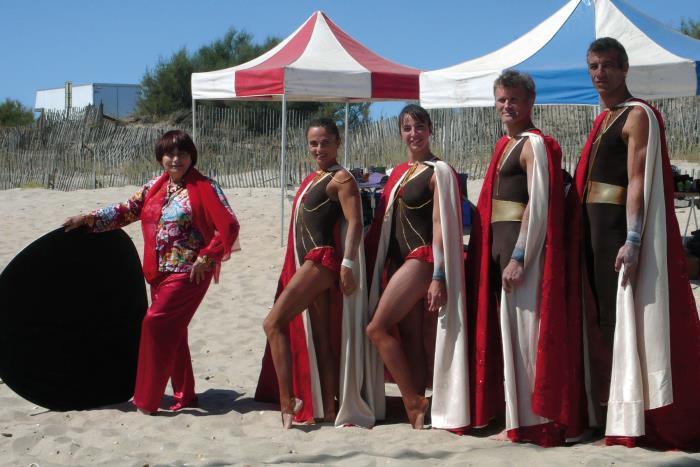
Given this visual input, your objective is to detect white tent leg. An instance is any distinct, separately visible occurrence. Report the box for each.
[443,109,451,161]
[192,99,197,143]
[280,95,288,247]
[343,102,349,167]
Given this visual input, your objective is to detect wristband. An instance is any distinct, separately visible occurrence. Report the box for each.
[511,247,525,264]
[341,258,354,269]
[625,231,641,247]
[432,266,446,282]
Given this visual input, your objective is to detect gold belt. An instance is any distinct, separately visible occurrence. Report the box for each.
[491,199,526,223]
[586,181,626,205]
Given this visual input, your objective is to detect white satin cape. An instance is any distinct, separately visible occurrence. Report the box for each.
[367,160,470,430]
[291,173,380,428]
[602,101,672,437]
[499,132,552,431]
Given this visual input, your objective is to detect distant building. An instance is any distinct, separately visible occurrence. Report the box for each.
[35,83,141,119]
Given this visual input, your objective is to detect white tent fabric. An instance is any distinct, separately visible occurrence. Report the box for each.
[420,0,700,108]
[421,0,581,108]
[596,0,698,98]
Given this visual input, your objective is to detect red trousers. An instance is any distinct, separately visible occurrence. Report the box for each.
[132,272,212,413]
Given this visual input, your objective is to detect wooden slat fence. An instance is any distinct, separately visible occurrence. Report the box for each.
[0,97,697,190]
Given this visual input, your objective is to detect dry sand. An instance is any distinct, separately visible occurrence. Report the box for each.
[1,184,699,466]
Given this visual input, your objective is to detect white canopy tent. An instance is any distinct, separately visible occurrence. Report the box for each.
[191,11,420,244]
[420,0,700,108]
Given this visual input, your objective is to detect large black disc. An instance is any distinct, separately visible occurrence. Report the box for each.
[0,227,147,410]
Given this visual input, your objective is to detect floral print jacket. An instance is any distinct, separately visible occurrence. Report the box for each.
[90,176,235,274]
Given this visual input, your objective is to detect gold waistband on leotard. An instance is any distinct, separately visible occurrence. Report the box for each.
[491,199,526,223]
[586,181,626,205]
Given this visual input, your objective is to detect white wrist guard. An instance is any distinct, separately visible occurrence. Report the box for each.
[341,258,354,269]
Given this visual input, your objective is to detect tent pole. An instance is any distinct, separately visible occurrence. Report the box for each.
[344,102,349,167]
[192,99,197,143]
[443,109,451,161]
[280,94,288,247]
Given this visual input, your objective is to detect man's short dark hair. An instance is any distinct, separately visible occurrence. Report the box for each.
[587,37,629,67]
[493,70,536,100]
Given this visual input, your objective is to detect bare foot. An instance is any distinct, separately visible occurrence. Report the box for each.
[281,397,303,429]
[591,436,608,447]
[490,429,510,441]
[406,396,429,430]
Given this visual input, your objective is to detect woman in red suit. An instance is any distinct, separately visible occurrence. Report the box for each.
[64,130,240,415]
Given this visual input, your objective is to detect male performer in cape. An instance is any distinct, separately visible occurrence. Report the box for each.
[466,70,575,446]
[566,37,700,449]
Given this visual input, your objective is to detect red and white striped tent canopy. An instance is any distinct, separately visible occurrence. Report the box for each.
[191,11,420,102]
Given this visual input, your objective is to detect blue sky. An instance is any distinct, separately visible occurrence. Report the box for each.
[2,0,698,117]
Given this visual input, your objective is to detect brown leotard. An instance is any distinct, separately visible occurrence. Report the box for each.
[295,168,343,261]
[388,162,435,265]
[587,108,631,188]
[582,107,632,350]
[490,136,529,288]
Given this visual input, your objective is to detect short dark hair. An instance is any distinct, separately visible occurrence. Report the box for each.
[493,70,536,100]
[398,104,433,133]
[306,117,340,140]
[155,130,198,166]
[587,37,629,67]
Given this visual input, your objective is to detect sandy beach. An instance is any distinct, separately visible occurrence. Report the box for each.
[1,183,699,466]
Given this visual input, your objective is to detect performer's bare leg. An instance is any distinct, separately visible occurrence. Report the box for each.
[398,301,427,396]
[308,289,338,421]
[263,261,334,416]
[366,259,432,428]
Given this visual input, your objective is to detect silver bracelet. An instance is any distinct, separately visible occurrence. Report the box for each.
[341,258,354,269]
